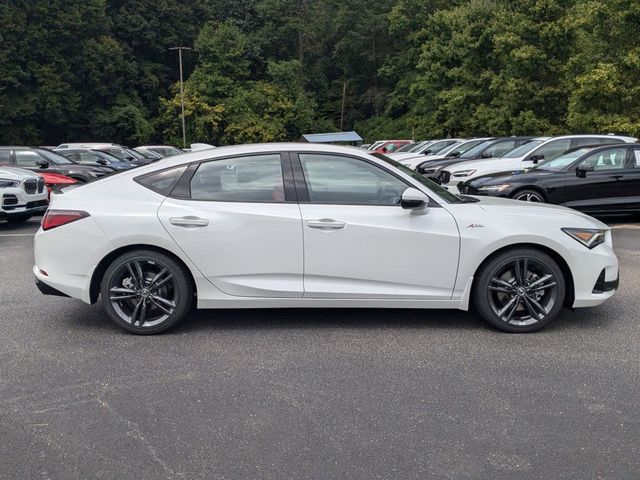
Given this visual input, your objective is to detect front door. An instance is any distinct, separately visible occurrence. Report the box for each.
[562,146,630,214]
[158,153,304,298]
[294,152,460,299]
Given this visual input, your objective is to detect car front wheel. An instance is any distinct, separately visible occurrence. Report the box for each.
[473,248,566,333]
[512,189,545,203]
[101,250,194,334]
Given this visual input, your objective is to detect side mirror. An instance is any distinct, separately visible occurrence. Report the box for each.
[576,164,594,178]
[422,149,433,155]
[401,187,429,212]
[96,159,108,165]
[446,151,461,158]
[36,159,49,168]
[481,152,493,158]
[126,155,136,161]
[529,153,545,164]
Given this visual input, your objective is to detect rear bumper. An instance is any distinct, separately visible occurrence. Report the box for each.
[35,278,70,297]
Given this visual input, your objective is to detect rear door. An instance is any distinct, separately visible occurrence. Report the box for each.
[293,152,459,299]
[157,152,304,298]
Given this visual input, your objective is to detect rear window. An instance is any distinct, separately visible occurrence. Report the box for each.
[135,166,187,195]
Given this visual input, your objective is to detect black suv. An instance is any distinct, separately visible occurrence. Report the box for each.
[0,147,112,182]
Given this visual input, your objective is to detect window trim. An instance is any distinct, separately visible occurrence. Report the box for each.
[166,152,297,204]
[291,151,426,207]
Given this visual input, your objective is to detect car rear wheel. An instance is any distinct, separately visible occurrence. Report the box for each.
[473,248,566,333]
[512,189,545,203]
[101,250,194,334]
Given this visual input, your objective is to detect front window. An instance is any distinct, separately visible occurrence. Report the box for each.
[534,148,594,171]
[531,139,571,161]
[0,149,11,165]
[190,154,285,202]
[15,150,42,167]
[458,140,495,159]
[579,148,627,171]
[482,140,517,158]
[299,153,408,205]
[36,149,74,165]
[374,154,465,204]
[501,140,545,158]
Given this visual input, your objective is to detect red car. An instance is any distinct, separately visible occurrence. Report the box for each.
[37,172,77,198]
[369,140,413,154]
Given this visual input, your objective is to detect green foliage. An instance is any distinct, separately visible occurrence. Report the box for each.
[1,0,639,145]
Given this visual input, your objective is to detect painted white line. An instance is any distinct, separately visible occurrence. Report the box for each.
[0,233,35,237]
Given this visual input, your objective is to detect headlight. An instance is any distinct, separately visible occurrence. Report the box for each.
[562,228,607,249]
[478,184,510,192]
[452,169,477,177]
[0,178,20,188]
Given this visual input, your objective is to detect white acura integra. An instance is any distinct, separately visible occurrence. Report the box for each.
[34,143,618,334]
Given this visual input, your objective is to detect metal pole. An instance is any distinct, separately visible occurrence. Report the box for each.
[169,47,192,148]
[178,48,186,149]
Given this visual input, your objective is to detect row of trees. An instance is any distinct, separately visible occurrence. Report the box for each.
[0,0,639,146]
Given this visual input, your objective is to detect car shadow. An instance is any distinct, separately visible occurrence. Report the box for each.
[63,300,616,335]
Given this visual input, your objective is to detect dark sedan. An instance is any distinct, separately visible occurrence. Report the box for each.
[415,136,534,176]
[56,148,136,171]
[459,144,640,216]
[0,147,112,183]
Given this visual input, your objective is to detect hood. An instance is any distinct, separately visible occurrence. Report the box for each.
[471,195,609,229]
[0,166,40,180]
[467,169,557,186]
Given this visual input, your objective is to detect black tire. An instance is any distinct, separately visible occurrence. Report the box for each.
[473,248,566,333]
[6,214,32,224]
[511,189,546,203]
[100,250,194,334]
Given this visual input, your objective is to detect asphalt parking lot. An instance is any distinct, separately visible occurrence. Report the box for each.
[1,218,639,479]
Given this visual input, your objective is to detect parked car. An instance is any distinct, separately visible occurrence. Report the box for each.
[0,147,112,183]
[368,140,413,154]
[135,145,183,158]
[434,135,636,191]
[37,172,77,199]
[56,148,136,170]
[393,142,421,153]
[55,143,156,165]
[34,143,617,335]
[415,136,533,175]
[396,139,489,168]
[132,148,164,160]
[389,139,466,164]
[0,166,48,223]
[458,144,640,216]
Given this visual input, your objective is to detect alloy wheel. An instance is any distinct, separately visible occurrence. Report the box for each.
[487,257,558,326]
[108,259,178,327]
[514,191,543,202]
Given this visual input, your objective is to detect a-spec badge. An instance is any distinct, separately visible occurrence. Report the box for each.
[466,224,485,228]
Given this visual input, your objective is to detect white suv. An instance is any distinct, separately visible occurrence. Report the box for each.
[0,166,48,223]
[440,135,637,191]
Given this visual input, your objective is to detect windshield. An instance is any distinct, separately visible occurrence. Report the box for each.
[126,148,146,159]
[368,141,384,150]
[502,140,544,158]
[374,154,467,204]
[533,148,593,171]
[458,140,494,159]
[395,143,416,153]
[92,150,124,163]
[438,142,463,155]
[36,148,74,165]
[422,140,452,154]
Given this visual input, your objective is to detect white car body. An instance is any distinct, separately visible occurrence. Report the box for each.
[392,139,466,168]
[441,135,637,191]
[33,142,618,333]
[0,166,48,221]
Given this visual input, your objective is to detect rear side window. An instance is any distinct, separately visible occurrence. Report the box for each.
[136,166,187,195]
[189,154,284,202]
[601,137,626,145]
[0,149,11,165]
[634,149,640,168]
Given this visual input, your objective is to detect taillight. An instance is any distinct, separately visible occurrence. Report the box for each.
[41,210,89,231]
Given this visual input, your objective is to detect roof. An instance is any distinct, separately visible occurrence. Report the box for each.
[301,131,363,143]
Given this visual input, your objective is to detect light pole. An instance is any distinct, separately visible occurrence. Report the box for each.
[169,46,192,148]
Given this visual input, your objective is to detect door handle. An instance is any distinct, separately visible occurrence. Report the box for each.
[306,219,346,230]
[169,216,209,227]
